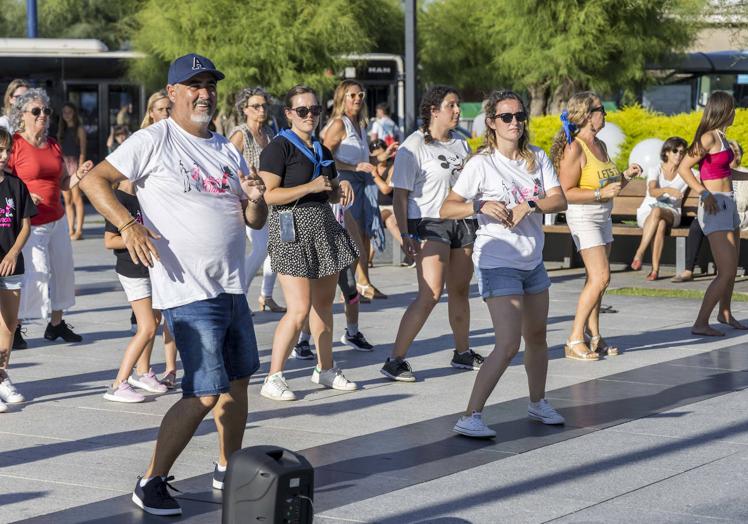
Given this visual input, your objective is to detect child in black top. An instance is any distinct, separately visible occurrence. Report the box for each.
[102,179,171,403]
[0,128,37,412]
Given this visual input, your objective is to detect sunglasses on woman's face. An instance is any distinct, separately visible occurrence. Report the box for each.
[25,107,52,117]
[288,105,322,118]
[590,106,606,116]
[247,103,268,111]
[346,92,365,100]
[495,111,528,124]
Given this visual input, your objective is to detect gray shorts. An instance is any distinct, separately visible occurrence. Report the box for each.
[698,192,740,236]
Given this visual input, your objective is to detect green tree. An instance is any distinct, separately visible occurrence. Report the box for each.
[419,0,707,113]
[131,0,403,109]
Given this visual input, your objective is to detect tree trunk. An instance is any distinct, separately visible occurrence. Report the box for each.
[548,78,577,115]
[528,84,548,116]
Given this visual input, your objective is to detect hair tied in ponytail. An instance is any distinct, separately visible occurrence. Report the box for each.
[560,110,576,144]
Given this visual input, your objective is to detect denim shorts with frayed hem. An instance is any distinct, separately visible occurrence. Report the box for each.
[163,293,260,398]
[476,263,551,300]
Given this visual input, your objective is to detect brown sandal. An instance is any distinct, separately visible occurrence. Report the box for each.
[564,339,599,361]
[589,336,620,356]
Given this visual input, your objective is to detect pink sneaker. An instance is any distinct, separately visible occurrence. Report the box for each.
[128,369,168,393]
[103,382,145,403]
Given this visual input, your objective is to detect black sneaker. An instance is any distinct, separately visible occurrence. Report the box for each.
[340,330,374,351]
[380,357,416,382]
[12,325,27,350]
[44,320,83,343]
[291,340,314,360]
[132,476,182,516]
[451,349,484,370]
[212,463,225,490]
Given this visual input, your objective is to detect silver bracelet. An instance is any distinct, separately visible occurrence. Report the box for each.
[594,188,601,202]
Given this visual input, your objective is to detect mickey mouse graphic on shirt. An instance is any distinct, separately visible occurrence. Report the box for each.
[0,197,15,228]
[178,161,236,194]
[437,153,466,186]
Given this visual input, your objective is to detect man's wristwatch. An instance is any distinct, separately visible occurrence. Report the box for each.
[527,200,538,213]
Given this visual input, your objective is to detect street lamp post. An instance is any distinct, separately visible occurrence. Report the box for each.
[404,0,417,135]
[27,0,38,38]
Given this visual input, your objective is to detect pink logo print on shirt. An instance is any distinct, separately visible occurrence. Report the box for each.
[0,197,15,228]
[179,162,236,194]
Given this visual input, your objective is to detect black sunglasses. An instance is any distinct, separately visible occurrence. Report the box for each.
[288,105,322,118]
[590,106,606,116]
[495,111,528,124]
[26,107,52,117]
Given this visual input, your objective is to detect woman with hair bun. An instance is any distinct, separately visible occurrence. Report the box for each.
[381,85,483,382]
[677,91,748,336]
[550,92,641,361]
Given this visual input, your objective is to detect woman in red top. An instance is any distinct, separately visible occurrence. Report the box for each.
[678,92,748,336]
[7,88,91,347]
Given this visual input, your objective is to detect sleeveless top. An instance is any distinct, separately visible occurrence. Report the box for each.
[699,131,733,181]
[60,126,80,158]
[229,123,272,170]
[574,137,619,190]
[333,115,369,166]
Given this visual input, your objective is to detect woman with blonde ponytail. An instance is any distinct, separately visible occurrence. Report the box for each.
[551,92,641,361]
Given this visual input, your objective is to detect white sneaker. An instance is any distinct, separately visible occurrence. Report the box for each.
[261,372,296,401]
[528,399,565,425]
[311,367,357,391]
[453,412,496,438]
[0,373,24,403]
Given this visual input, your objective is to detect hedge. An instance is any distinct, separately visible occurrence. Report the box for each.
[468,106,748,172]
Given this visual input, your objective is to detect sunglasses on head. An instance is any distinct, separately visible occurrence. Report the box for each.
[288,105,322,118]
[26,107,52,117]
[495,111,527,124]
[247,103,268,111]
[590,105,606,116]
[346,92,365,100]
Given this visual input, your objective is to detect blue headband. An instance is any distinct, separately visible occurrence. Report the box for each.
[560,110,577,144]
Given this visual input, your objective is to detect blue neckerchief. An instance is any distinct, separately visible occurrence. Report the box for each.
[277,129,334,179]
[560,110,577,144]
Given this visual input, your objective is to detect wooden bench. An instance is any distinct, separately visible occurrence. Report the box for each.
[543,179,748,272]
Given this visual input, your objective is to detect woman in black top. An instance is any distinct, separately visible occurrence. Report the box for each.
[258,85,358,401]
[58,102,87,240]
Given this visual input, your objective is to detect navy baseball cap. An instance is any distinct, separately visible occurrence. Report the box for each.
[167,53,225,85]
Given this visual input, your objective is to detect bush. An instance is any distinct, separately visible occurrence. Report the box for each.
[469,106,748,172]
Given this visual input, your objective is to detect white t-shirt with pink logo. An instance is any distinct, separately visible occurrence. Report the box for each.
[107,118,249,309]
[452,146,559,270]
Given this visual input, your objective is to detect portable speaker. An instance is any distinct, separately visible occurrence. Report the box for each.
[222,445,314,524]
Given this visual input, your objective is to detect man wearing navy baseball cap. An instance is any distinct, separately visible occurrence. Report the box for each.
[79,53,267,516]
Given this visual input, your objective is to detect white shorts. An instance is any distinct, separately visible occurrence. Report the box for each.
[117,274,152,302]
[0,275,23,290]
[565,202,613,251]
[20,217,76,320]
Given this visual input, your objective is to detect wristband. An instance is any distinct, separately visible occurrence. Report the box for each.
[699,191,712,201]
[473,200,485,214]
[401,232,415,239]
[594,188,601,202]
[117,217,136,233]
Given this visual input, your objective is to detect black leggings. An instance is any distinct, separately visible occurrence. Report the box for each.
[685,218,706,272]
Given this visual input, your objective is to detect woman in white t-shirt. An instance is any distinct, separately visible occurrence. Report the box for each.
[382,86,480,382]
[631,137,689,280]
[441,90,568,438]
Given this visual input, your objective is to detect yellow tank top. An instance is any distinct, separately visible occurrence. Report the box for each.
[575,137,620,190]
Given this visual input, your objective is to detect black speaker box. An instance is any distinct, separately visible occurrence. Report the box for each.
[222,445,314,524]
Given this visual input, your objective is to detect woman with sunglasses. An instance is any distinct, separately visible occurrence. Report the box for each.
[550,92,641,361]
[229,87,285,314]
[382,85,481,382]
[677,92,748,336]
[442,90,567,437]
[7,88,92,348]
[258,85,358,401]
[322,80,397,300]
[0,80,29,133]
[630,137,689,280]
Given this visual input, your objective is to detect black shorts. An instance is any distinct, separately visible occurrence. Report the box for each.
[407,218,478,249]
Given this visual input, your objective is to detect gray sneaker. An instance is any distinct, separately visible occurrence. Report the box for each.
[380,357,416,382]
[450,349,484,370]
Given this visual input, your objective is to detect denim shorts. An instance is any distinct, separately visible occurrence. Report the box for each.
[0,274,24,290]
[698,192,740,236]
[163,293,260,397]
[407,218,477,249]
[476,263,551,299]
